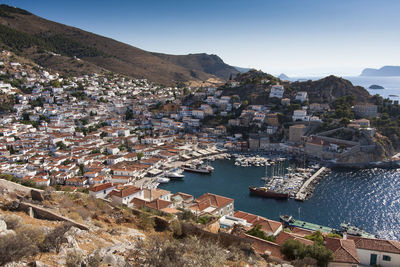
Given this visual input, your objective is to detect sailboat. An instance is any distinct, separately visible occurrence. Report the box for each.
[250,162,289,199]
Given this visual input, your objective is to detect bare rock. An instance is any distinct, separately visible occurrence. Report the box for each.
[29,261,49,267]
[27,207,35,218]
[31,190,44,202]
[0,219,6,231]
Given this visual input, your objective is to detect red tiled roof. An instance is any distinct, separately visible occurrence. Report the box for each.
[195,193,233,209]
[110,185,141,198]
[242,233,283,260]
[353,237,400,254]
[234,210,282,234]
[88,182,114,192]
[325,238,360,264]
[275,231,313,246]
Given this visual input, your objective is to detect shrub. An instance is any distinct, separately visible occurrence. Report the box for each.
[170,219,182,237]
[138,212,154,230]
[0,225,44,265]
[40,223,72,253]
[127,235,227,267]
[2,214,22,230]
[86,249,102,267]
[66,249,83,267]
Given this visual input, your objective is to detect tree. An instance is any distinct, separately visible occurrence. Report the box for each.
[246,225,268,240]
[280,239,306,260]
[137,152,144,161]
[56,141,67,150]
[305,243,334,267]
[304,231,324,245]
[125,109,134,120]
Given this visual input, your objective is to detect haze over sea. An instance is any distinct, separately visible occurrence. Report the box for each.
[289,76,400,100]
[160,160,400,240]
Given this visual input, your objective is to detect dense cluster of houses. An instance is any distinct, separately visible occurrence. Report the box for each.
[1,51,399,266]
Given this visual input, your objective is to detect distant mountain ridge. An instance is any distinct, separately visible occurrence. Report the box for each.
[233,66,251,73]
[360,66,400,77]
[0,5,239,85]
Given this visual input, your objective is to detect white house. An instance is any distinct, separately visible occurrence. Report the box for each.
[292,110,309,122]
[110,185,144,206]
[88,183,115,199]
[354,238,400,267]
[269,85,284,99]
[295,91,308,102]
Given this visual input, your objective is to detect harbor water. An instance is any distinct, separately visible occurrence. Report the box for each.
[159,159,400,240]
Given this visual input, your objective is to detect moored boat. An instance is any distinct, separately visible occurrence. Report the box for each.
[183,164,214,174]
[165,170,184,179]
[249,186,289,199]
[280,215,339,234]
[340,223,377,239]
[156,177,170,183]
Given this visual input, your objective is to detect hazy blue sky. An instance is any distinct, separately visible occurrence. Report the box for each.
[2,0,400,76]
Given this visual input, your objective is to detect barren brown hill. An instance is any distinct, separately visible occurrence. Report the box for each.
[0,5,238,85]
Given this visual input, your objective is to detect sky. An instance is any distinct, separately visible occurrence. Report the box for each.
[1,0,400,76]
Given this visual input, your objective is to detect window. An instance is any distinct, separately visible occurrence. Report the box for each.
[104,190,106,194]
[383,255,391,261]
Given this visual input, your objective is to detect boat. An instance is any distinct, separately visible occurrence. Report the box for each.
[340,223,377,238]
[183,164,214,174]
[165,169,184,179]
[249,186,289,199]
[156,177,170,183]
[280,215,339,234]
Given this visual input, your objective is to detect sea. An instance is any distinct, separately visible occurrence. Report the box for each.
[159,160,400,240]
[160,76,400,240]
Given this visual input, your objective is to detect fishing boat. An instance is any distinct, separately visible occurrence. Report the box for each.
[340,223,377,238]
[280,215,339,234]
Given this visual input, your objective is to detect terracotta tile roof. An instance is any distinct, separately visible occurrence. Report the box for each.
[325,238,360,264]
[88,182,114,192]
[291,227,315,237]
[172,192,194,201]
[145,199,172,210]
[353,237,400,254]
[195,193,233,209]
[241,233,283,260]
[110,185,141,198]
[234,210,282,234]
[275,231,313,246]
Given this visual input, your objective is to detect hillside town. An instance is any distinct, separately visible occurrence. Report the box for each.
[1,50,400,266]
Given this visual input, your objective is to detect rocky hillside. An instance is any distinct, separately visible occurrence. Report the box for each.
[286,75,372,104]
[0,5,238,85]
[222,69,281,104]
[0,179,267,267]
[221,71,371,105]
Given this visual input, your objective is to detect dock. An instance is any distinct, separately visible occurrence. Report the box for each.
[295,167,329,201]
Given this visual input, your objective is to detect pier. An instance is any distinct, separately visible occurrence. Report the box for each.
[295,167,329,201]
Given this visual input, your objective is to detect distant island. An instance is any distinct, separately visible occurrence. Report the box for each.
[278,73,290,80]
[360,66,400,77]
[369,84,384,89]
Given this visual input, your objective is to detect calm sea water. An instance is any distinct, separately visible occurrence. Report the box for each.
[290,76,400,100]
[159,160,400,240]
